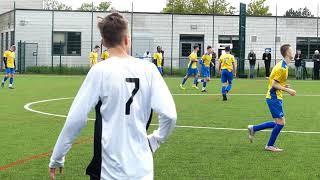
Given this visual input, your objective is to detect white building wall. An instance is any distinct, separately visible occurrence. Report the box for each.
[14,10,320,68]
[0,0,42,14]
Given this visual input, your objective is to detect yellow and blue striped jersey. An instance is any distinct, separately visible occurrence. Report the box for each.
[89,51,98,67]
[266,60,289,100]
[188,52,198,69]
[3,50,15,68]
[101,51,109,60]
[202,53,212,67]
[219,53,235,72]
[153,52,162,67]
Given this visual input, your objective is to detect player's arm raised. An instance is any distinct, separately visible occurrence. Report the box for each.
[148,65,177,153]
[48,66,102,179]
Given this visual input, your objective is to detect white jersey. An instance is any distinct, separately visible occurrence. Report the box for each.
[49,56,177,180]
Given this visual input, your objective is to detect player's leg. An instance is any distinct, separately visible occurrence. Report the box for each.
[248,98,280,143]
[1,68,10,88]
[265,117,285,152]
[221,70,228,101]
[225,71,233,93]
[192,69,199,89]
[180,69,191,89]
[9,69,15,89]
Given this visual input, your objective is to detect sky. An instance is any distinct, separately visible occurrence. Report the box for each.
[62,0,320,16]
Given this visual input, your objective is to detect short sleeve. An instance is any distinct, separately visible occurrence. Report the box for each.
[231,56,235,63]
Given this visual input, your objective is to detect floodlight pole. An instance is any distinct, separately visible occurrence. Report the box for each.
[317,3,319,50]
[91,2,94,51]
[131,1,133,56]
[170,0,174,75]
[275,4,278,65]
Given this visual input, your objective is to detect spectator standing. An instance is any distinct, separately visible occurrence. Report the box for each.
[262,49,272,78]
[313,50,320,80]
[248,50,256,79]
[294,50,303,80]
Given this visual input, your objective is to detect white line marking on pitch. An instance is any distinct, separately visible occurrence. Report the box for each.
[23,97,320,135]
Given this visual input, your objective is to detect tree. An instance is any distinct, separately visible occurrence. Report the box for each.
[210,0,236,15]
[247,0,272,16]
[97,1,112,11]
[284,7,314,17]
[162,0,236,15]
[43,0,72,10]
[78,3,97,11]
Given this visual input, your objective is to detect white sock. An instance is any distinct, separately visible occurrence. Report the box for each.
[202,87,206,91]
[9,84,12,87]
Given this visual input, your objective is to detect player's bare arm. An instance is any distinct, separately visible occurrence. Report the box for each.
[271,80,296,96]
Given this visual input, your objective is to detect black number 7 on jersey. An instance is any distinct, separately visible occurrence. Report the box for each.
[125,78,140,115]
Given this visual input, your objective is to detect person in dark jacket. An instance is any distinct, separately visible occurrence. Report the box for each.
[294,50,303,80]
[262,49,272,78]
[210,50,217,77]
[248,50,256,79]
[313,50,320,80]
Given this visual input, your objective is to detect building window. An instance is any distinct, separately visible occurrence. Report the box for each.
[296,37,320,59]
[218,35,239,57]
[52,32,81,56]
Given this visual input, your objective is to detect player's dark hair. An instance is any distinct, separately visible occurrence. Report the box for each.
[193,45,199,50]
[207,45,212,50]
[97,12,128,48]
[94,45,100,49]
[225,46,231,52]
[280,44,291,57]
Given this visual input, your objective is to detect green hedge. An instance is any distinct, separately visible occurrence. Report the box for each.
[25,66,90,75]
[23,66,314,79]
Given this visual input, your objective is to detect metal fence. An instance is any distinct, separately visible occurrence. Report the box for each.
[0,1,320,78]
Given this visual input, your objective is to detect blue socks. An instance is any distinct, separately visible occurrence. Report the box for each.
[203,81,207,88]
[9,77,13,85]
[193,77,198,85]
[2,77,8,83]
[226,84,232,92]
[253,121,276,132]
[221,86,227,94]
[267,124,284,146]
[181,78,187,85]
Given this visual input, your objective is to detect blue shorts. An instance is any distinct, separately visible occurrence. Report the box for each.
[202,67,210,78]
[157,67,163,75]
[266,98,284,119]
[5,68,15,75]
[221,69,233,84]
[187,68,198,76]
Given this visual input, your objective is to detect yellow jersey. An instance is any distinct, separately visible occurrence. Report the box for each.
[219,53,235,72]
[153,52,162,67]
[101,51,109,60]
[266,60,289,100]
[188,52,198,69]
[202,53,212,67]
[89,51,98,67]
[3,50,16,68]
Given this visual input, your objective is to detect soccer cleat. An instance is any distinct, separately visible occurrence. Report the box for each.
[1,82,4,88]
[247,125,254,143]
[201,89,207,93]
[179,84,186,90]
[192,85,199,90]
[9,86,14,89]
[222,94,227,101]
[265,146,283,152]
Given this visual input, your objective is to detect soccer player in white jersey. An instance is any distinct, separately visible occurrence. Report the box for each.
[48,13,177,180]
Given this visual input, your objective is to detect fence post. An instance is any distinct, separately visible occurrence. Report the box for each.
[59,41,62,74]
